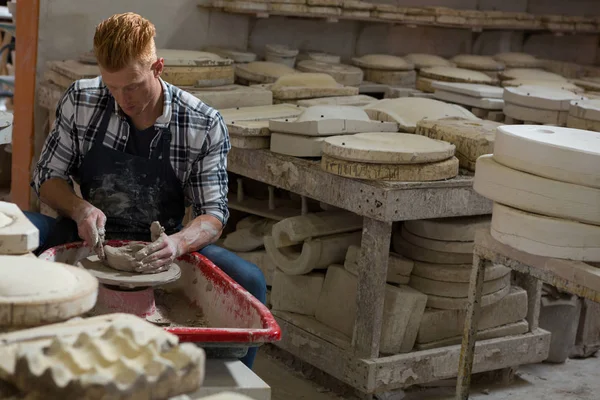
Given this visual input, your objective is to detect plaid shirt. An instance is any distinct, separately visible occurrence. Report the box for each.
[31,77,231,225]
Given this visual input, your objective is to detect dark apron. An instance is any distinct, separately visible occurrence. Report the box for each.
[37,97,186,253]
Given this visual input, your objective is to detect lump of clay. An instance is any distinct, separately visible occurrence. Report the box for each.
[103,243,147,272]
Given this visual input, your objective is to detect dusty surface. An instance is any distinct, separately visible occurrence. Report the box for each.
[146,289,209,328]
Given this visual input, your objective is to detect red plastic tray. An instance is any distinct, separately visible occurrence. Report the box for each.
[39,240,281,346]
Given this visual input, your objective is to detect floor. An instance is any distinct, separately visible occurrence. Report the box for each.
[253,348,600,400]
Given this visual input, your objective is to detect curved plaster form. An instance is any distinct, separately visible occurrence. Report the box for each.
[450,55,505,71]
[392,234,473,265]
[223,218,276,252]
[351,54,415,71]
[363,98,479,133]
[503,86,586,111]
[411,262,510,283]
[493,52,543,68]
[403,214,490,242]
[499,68,567,82]
[474,154,600,225]
[491,203,600,261]
[418,67,495,84]
[404,53,454,69]
[322,132,455,164]
[0,256,98,327]
[426,284,510,310]
[264,231,362,275]
[400,227,474,254]
[410,273,510,298]
[569,98,600,122]
[296,51,341,64]
[493,125,600,189]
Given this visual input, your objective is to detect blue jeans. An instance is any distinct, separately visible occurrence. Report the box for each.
[23,211,267,369]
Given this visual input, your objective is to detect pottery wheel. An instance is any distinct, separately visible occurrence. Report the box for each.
[77,255,182,289]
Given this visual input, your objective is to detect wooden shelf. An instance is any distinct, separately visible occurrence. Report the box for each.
[198,0,600,33]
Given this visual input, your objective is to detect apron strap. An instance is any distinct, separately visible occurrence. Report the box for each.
[151,128,172,162]
[92,96,114,147]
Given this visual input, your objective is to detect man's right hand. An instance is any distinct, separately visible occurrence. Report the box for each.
[73,203,107,259]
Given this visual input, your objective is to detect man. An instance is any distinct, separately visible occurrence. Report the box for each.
[25,12,266,368]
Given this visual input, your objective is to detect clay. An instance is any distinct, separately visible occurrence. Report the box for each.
[103,243,147,272]
[352,54,414,71]
[404,53,453,70]
[430,81,503,98]
[0,256,98,328]
[0,201,39,254]
[269,105,398,136]
[344,244,413,284]
[503,102,569,125]
[493,52,542,68]
[419,67,495,84]
[220,104,304,124]
[402,214,491,242]
[568,98,600,122]
[295,95,377,107]
[433,90,504,110]
[499,68,567,82]
[296,60,363,86]
[322,132,455,164]
[392,234,473,264]
[202,46,257,63]
[503,85,585,111]
[363,97,480,133]
[493,125,600,189]
[491,203,600,261]
[417,286,527,343]
[474,154,600,225]
[415,117,499,171]
[263,231,362,275]
[400,226,474,254]
[426,284,510,310]
[410,273,510,299]
[271,270,325,315]
[270,133,325,157]
[234,61,298,84]
[271,210,363,248]
[321,154,459,181]
[412,262,510,283]
[223,218,276,252]
[450,55,505,71]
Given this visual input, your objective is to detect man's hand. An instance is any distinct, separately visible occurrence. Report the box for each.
[73,203,107,259]
[133,232,184,274]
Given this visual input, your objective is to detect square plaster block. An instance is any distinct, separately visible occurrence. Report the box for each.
[315,265,358,337]
[416,286,527,344]
[271,269,325,316]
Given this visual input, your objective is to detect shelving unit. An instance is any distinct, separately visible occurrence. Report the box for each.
[227,148,549,397]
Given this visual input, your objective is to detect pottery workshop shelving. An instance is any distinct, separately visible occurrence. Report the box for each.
[198,0,600,33]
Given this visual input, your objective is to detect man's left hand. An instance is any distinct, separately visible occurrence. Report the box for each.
[133,233,184,274]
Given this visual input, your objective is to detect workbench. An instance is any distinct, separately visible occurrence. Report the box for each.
[456,229,598,399]
[227,148,549,397]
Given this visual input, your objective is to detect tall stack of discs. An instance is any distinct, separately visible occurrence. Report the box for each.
[502,85,587,125]
[351,54,416,87]
[450,54,506,79]
[320,132,459,182]
[416,66,496,93]
[567,98,600,132]
[474,125,600,262]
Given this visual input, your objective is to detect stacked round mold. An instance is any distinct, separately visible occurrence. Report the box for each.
[567,98,600,132]
[416,66,496,93]
[492,52,543,69]
[474,125,600,262]
[351,54,416,87]
[498,68,583,94]
[450,54,505,79]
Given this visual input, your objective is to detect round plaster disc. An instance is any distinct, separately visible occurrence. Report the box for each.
[419,67,494,84]
[501,79,584,93]
[404,53,453,69]
[0,256,98,327]
[503,85,585,111]
[77,256,182,289]
[296,60,363,86]
[235,61,298,83]
[323,132,455,164]
[493,52,542,68]
[352,54,414,71]
[156,49,232,67]
[451,54,505,71]
[499,68,567,82]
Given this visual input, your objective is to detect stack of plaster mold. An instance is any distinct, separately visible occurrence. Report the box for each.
[415,117,500,172]
[567,99,600,132]
[391,217,528,350]
[498,68,583,93]
[296,51,341,64]
[416,66,497,93]
[296,60,364,87]
[221,215,278,286]
[404,53,454,71]
[450,54,506,79]
[202,46,258,63]
[571,77,600,95]
[265,44,299,68]
[263,73,360,104]
[351,54,416,87]
[0,313,206,398]
[473,125,600,262]
[267,105,398,157]
[234,61,298,85]
[493,52,543,69]
[320,131,460,182]
[430,81,505,120]
[502,85,587,125]
[220,103,304,149]
[363,97,480,133]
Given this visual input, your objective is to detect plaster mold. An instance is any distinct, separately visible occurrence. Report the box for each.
[572,78,600,92]
[404,53,453,70]
[503,85,586,111]
[0,201,39,254]
[503,103,568,125]
[568,98,600,122]
[425,284,510,310]
[474,154,600,225]
[502,79,584,93]
[269,105,398,136]
[296,51,341,64]
[450,55,505,71]
[202,46,257,63]
[567,114,600,132]
[403,214,491,242]
[234,250,276,286]
[493,125,600,188]
[155,49,233,67]
[363,69,417,86]
[269,73,359,100]
[344,244,414,285]
[187,85,273,109]
[322,132,455,164]
[493,52,542,68]
[412,262,510,283]
[296,60,363,86]
[363,98,480,133]
[499,68,567,82]
[430,81,503,98]
[234,61,298,84]
[400,227,474,254]
[433,90,504,110]
[410,273,510,299]
[392,235,473,265]
[265,44,299,68]
[419,67,495,85]
[295,95,377,107]
[321,154,459,181]
[351,54,414,71]
[227,120,271,137]
[220,104,304,124]
[270,133,325,157]
[271,270,325,315]
[230,135,270,149]
[223,218,276,252]
[491,203,600,261]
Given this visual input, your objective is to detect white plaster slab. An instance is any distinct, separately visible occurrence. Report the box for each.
[322,132,455,164]
[296,60,363,87]
[269,105,398,136]
[451,55,504,71]
[474,154,600,225]
[392,234,473,265]
[412,262,510,283]
[491,202,600,261]
[363,97,480,133]
[400,226,474,254]
[295,95,377,107]
[499,68,567,82]
[270,132,325,157]
[425,284,510,310]
[503,102,568,125]
[202,46,257,63]
[187,84,273,109]
[493,125,600,189]
[417,286,527,344]
[220,104,304,124]
[403,214,491,242]
[430,81,504,99]
[263,231,362,275]
[0,201,39,254]
[493,52,542,68]
[410,273,510,299]
[271,270,325,315]
[419,67,495,85]
[227,120,271,137]
[503,85,586,111]
[235,61,298,83]
[157,49,233,67]
[344,244,414,284]
[433,90,504,110]
[404,53,453,70]
[352,54,414,71]
[569,98,600,122]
